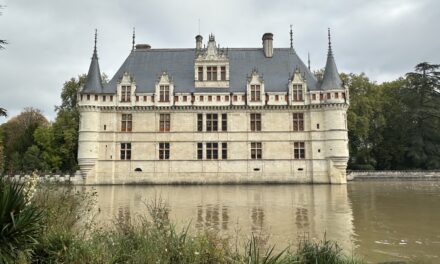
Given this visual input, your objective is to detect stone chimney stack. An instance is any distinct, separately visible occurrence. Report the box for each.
[195,35,203,50]
[262,33,273,58]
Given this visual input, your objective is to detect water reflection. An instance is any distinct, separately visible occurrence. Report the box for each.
[92,185,355,252]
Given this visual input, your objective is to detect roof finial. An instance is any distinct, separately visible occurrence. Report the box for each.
[289,24,293,49]
[92,29,98,58]
[132,27,136,51]
[328,27,333,55]
[308,52,311,70]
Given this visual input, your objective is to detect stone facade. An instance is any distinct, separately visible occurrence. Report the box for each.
[77,30,349,185]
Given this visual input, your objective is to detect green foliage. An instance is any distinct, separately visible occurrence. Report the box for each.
[0,178,43,263]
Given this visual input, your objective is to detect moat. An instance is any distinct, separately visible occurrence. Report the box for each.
[88,181,440,263]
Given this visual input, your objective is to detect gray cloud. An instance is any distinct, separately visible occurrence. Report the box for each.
[1,0,439,123]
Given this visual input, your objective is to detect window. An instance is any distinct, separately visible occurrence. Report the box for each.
[110,95,113,101]
[222,142,227,159]
[95,95,98,101]
[197,143,203,160]
[317,123,320,129]
[136,96,139,102]
[200,95,204,101]
[80,94,83,101]
[216,95,220,101]
[197,114,203,131]
[206,142,218,160]
[221,113,227,131]
[159,142,170,160]
[320,94,324,100]
[174,96,178,102]
[198,66,203,81]
[342,92,346,99]
[103,95,106,102]
[250,85,261,101]
[251,142,262,159]
[293,113,304,131]
[292,84,303,101]
[312,94,316,100]
[250,113,261,131]
[183,96,187,102]
[327,93,331,99]
[159,114,170,132]
[233,95,237,101]
[121,86,131,102]
[335,92,339,99]
[159,85,170,102]
[207,66,217,81]
[225,95,229,101]
[208,96,212,102]
[144,96,147,101]
[206,114,218,132]
[87,94,90,100]
[275,95,279,101]
[294,142,305,159]
[221,66,226,80]
[121,114,132,132]
[120,143,131,160]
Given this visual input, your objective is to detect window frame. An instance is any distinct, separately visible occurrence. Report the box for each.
[121,86,131,102]
[121,114,132,132]
[294,142,305,159]
[293,113,304,131]
[159,113,170,132]
[120,143,131,160]
[250,113,262,131]
[206,142,218,160]
[250,84,261,101]
[292,84,303,101]
[159,85,170,102]
[159,142,170,160]
[251,142,262,160]
[206,113,218,132]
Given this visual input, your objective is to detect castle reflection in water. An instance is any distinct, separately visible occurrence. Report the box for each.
[91,185,355,251]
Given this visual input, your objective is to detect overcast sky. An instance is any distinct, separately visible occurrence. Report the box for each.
[1,0,439,123]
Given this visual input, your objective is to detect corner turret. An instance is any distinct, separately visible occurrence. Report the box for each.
[81,29,103,93]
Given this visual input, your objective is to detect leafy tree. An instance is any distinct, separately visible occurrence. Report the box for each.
[402,62,440,169]
[0,107,6,117]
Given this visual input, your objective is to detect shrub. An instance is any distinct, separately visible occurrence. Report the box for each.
[0,177,43,263]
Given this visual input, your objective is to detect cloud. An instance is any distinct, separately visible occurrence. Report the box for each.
[0,0,439,123]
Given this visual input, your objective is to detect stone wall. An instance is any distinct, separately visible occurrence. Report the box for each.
[347,170,440,181]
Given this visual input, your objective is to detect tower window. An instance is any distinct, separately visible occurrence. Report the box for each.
[293,113,304,131]
[159,142,170,160]
[250,113,261,131]
[121,114,132,132]
[159,114,170,132]
[294,142,305,159]
[251,142,262,159]
[120,143,131,160]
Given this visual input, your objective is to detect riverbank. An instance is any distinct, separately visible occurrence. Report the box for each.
[347,170,440,181]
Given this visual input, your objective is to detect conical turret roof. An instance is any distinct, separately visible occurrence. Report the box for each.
[82,30,103,93]
[320,29,342,91]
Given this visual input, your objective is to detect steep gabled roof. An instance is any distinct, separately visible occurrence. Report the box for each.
[102,48,319,94]
[81,31,103,94]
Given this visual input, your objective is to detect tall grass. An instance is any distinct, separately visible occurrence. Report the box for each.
[0,180,365,264]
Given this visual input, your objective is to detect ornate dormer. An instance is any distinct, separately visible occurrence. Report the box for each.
[117,72,136,105]
[154,72,174,106]
[288,68,308,105]
[194,34,230,88]
[246,69,265,106]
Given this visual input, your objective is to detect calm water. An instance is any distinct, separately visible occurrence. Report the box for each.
[88,181,440,263]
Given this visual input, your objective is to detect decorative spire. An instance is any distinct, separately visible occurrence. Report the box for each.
[93,29,98,58]
[132,27,136,51]
[82,29,104,93]
[290,25,293,49]
[308,52,311,70]
[328,27,333,55]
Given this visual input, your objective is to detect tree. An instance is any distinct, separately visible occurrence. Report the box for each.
[0,5,7,50]
[0,108,6,117]
[402,62,440,169]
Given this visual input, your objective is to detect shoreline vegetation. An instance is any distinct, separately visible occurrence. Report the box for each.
[0,176,364,264]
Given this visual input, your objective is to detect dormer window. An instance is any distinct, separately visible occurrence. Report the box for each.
[251,85,261,101]
[121,86,131,102]
[207,66,217,81]
[292,84,303,101]
[159,85,170,102]
[221,66,226,81]
[198,67,203,81]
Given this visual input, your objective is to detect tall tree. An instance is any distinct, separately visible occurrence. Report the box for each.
[403,62,440,169]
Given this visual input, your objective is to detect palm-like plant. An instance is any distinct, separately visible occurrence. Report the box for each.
[0,177,43,262]
[0,107,6,117]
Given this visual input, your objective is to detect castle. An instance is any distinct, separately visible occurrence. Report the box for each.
[77,29,349,184]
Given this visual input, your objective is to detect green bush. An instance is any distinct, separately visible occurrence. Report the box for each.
[0,177,42,263]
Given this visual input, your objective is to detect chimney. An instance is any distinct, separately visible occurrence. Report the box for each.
[195,35,203,50]
[262,33,273,58]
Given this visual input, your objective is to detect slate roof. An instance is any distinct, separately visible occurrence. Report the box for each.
[82,41,104,93]
[95,48,321,94]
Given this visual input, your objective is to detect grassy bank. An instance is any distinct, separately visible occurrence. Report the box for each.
[1,177,363,264]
